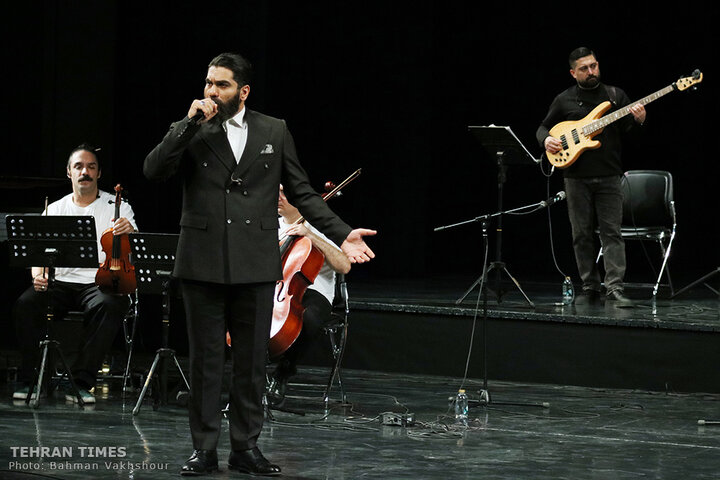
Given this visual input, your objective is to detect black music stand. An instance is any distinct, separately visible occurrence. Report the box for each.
[129,233,189,415]
[460,125,539,306]
[6,215,99,408]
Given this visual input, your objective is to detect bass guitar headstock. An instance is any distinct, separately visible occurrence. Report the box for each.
[675,69,703,91]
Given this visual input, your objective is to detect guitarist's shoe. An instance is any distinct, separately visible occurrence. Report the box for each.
[574,290,601,306]
[607,290,634,308]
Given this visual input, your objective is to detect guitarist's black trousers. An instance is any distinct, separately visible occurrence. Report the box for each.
[564,175,626,295]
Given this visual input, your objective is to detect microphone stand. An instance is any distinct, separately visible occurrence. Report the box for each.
[435,198,557,409]
[437,199,553,308]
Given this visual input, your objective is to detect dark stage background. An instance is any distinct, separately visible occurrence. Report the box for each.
[2,2,717,352]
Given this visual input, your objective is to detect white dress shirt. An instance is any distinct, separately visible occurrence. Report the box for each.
[224,107,248,163]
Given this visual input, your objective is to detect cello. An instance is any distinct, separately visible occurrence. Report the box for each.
[268,169,361,358]
[95,184,137,295]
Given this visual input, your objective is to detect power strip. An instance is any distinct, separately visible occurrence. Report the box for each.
[381,412,415,427]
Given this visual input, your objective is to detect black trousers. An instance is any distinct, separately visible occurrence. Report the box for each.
[278,289,333,376]
[13,281,129,389]
[180,279,275,452]
[564,175,626,294]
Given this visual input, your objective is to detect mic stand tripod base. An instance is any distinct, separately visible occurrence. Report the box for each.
[456,261,535,308]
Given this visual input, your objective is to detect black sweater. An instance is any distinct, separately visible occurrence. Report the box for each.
[536,83,639,178]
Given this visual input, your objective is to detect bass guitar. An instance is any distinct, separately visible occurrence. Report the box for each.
[547,69,703,169]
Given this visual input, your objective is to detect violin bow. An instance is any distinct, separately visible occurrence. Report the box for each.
[279,168,362,243]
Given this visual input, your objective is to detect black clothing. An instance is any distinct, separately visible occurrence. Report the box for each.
[277,289,333,376]
[144,109,351,452]
[536,81,642,296]
[13,281,128,389]
[536,83,637,178]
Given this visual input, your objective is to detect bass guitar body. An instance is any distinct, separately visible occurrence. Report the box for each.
[547,101,611,169]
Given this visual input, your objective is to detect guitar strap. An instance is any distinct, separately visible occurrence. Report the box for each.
[604,85,618,106]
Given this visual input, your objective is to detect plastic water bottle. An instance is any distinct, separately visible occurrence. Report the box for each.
[562,276,574,305]
[454,389,468,424]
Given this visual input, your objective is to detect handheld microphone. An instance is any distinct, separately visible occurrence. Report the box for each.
[541,191,566,208]
[190,110,205,124]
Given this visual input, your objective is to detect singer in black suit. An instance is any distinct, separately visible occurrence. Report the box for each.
[144,52,376,476]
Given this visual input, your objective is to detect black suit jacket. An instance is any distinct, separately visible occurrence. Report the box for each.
[144,109,352,284]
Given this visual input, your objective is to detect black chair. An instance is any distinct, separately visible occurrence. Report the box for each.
[262,274,351,412]
[599,170,676,296]
[53,292,139,390]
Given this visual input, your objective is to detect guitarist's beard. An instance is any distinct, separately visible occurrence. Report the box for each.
[577,73,601,89]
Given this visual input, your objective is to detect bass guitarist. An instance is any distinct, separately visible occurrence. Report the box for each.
[536,47,645,308]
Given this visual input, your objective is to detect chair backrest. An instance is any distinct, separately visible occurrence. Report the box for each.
[331,274,349,315]
[621,170,674,228]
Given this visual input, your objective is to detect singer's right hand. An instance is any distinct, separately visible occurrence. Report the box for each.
[187,99,218,123]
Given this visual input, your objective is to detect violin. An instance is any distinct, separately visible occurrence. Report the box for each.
[95,184,136,295]
[268,169,361,358]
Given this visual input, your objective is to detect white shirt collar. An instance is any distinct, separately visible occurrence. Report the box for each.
[225,107,247,130]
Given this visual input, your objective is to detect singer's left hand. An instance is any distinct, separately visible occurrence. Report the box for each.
[341,228,377,263]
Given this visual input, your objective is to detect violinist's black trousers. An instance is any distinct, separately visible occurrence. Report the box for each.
[180,279,275,452]
[13,281,128,389]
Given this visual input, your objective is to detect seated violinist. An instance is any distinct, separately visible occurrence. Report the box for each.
[11,143,138,404]
[267,185,351,406]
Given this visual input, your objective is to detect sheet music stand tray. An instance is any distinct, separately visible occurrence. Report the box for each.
[129,233,189,415]
[6,215,99,408]
[461,126,539,306]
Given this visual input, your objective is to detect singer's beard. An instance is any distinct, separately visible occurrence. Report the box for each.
[210,92,241,124]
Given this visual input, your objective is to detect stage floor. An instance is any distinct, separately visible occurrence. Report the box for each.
[348,275,720,332]
[2,367,720,479]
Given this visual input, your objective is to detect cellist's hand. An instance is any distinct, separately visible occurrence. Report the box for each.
[341,228,377,264]
[284,223,310,238]
[112,217,135,235]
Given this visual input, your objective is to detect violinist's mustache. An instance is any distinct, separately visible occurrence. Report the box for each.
[79,175,93,182]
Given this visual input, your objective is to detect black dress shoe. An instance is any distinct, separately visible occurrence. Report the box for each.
[228,447,281,476]
[574,290,600,305]
[267,374,289,408]
[607,290,634,308]
[181,449,218,476]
